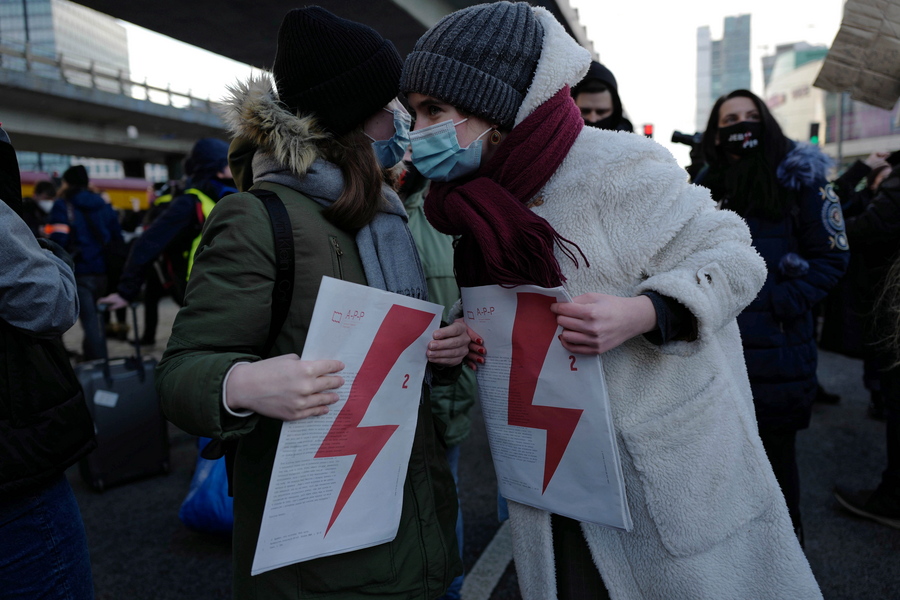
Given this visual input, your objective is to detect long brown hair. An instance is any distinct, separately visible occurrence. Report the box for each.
[318,129,385,230]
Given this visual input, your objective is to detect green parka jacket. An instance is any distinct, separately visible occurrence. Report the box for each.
[156,85,462,597]
[402,183,476,448]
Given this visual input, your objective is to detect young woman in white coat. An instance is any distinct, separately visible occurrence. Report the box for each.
[399,2,824,599]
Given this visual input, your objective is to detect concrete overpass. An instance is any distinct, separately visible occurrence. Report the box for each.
[75,0,594,70]
[1,0,593,173]
[0,44,228,175]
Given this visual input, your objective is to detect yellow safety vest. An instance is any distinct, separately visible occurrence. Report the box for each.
[184,188,217,278]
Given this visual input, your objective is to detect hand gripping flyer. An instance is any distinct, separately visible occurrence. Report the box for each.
[461,284,631,530]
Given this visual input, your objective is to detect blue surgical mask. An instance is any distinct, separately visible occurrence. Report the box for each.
[408,118,491,182]
[367,108,411,168]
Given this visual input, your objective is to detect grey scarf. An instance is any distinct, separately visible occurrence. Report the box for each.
[252,152,428,301]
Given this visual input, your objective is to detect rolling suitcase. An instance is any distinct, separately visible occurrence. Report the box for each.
[77,303,169,491]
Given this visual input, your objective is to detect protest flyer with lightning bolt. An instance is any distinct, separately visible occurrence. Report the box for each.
[252,277,443,575]
[462,285,631,530]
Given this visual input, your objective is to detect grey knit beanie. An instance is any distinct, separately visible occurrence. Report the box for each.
[400,1,543,128]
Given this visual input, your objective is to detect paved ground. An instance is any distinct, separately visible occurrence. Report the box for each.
[63,298,900,599]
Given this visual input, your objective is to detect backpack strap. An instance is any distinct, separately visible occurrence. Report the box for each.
[248,188,295,356]
[194,195,205,225]
[201,187,295,497]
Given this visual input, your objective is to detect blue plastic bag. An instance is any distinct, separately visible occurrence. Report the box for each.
[178,437,234,534]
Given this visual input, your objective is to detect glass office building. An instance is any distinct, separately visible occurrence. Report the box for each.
[696,14,752,132]
[1,0,130,176]
[0,0,128,87]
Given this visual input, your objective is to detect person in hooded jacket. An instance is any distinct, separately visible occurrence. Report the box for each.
[98,138,237,344]
[0,126,97,600]
[571,60,633,132]
[155,7,477,599]
[400,3,820,599]
[833,161,900,528]
[822,151,894,418]
[696,89,850,546]
[47,165,123,361]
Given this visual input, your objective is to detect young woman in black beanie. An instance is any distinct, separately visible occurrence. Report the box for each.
[400,2,822,599]
[697,89,849,548]
[156,7,477,599]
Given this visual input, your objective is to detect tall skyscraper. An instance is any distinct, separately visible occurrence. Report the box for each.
[0,0,130,175]
[696,14,752,132]
[0,0,128,90]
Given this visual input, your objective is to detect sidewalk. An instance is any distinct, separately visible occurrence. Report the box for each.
[62,298,178,364]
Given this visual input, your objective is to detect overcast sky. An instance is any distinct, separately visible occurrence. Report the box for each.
[125,0,847,168]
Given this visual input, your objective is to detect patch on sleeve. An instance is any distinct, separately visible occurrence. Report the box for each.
[820,183,849,251]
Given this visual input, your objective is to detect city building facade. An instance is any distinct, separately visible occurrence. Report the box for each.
[764,42,900,168]
[696,14,751,132]
[0,0,131,177]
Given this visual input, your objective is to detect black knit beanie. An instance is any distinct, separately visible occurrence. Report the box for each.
[400,1,543,129]
[63,165,89,188]
[272,6,402,136]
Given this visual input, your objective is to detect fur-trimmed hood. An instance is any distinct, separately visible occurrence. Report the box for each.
[776,141,834,191]
[514,7,591,127]
[220,75,329,179]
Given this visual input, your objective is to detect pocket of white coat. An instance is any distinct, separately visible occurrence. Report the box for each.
[621,375,774,557]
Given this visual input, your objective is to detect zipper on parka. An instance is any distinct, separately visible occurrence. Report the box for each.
[329,236,344,279]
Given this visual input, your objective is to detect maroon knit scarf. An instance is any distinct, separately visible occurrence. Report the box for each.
[425,86,588,288]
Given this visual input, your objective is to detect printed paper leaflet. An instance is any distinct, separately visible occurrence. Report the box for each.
[252,277,443,575]
[461,284,631,530]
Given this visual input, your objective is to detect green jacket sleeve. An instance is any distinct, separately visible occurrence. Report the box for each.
[155,193,275,440]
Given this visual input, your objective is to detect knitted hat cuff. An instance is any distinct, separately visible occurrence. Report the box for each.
[279,39,402,136]
[401,50,522,128]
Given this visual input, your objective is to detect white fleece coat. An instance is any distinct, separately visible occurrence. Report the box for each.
[503,8,823,600]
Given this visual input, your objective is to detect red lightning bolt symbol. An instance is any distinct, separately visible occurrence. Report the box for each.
[508,292,584,493]
[315,304,435,535]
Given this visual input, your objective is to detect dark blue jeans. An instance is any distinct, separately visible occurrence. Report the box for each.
[76,274,108,361]
[0,474,94,599]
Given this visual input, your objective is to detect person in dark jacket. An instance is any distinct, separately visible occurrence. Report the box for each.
[21,179,57,238]
[98,138,237,343]
[834,161,900,528]
[156,7,478,598]
[48,165,123,361]
[824,151,894,417]
[571,60,634,132]
[0,126,97,600]
[698,89,850,545]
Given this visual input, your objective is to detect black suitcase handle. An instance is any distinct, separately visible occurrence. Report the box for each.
[95,302,146,384]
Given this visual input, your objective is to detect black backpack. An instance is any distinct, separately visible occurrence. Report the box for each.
[0,319,97,495]
[200,188,294,495]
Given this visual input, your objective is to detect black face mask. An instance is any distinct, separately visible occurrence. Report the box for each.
[719,121,763,156]
[584,115,618,130]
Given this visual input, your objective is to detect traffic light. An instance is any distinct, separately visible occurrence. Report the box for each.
[643,123,654,138]
[809,122,820,145]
